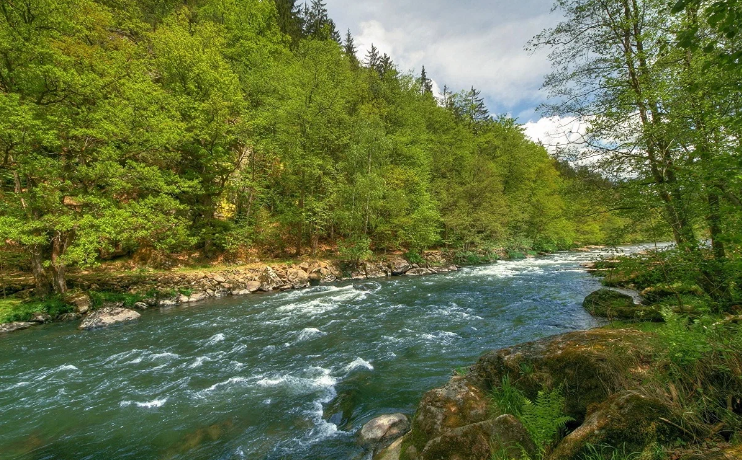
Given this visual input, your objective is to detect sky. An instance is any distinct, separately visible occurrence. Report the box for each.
[323,0,569,147]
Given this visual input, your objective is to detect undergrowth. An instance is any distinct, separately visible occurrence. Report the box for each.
[490,376,573,458]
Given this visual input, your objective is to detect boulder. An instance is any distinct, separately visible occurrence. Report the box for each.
[286,268,310,289]
[373,436,405,460]
[59,312,81,322]
[583,288,662,321]
[259,267,285,291]
[133,302,149,310]
[179,292,208,304]
[548,391,679,460]
[469,329,655,423]
[418,415,536,460]
[66,293,92,314]
[158,298,178,307]
[406,268,434,276]
[30,312,51,323]
[0,322,36,333]
[405,377,489,454]
[389,258,412,276]
[364,262,389,279]
[79,306,141,330]
[359,413,410,453]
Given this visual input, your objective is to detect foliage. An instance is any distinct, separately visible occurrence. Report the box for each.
[490,375,529,417]
[580,444,642,460]
[0,296,72,323]
[490,376,573,454]
[337,236,373,267]
[0,0,635,296]
[520,387,574,451]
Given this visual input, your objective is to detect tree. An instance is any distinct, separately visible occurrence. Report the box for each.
[419,66,433,95]
[364,43,380,69]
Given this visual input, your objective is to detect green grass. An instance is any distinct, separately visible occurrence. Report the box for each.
[0,296,73,323]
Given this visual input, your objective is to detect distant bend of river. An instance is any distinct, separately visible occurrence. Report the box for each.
[0,246,657,459]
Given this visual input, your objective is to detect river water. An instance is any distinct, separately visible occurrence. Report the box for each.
[0,247,648,459]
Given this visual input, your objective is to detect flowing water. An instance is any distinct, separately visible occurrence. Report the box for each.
[0,247,652,459]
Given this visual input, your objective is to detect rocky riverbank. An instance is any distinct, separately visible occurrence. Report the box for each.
[372,325,742,460]
[1,253,459,333]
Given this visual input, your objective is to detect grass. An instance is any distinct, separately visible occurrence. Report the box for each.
[0,295,73,323]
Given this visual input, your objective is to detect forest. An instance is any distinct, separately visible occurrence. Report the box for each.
[0,0,628,296]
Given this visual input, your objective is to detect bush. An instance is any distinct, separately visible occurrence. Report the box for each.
[338,235,373,267]
[404,250,425,265]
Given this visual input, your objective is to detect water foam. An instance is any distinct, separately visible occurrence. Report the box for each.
[206,333,226,345]
[343,358,374,373]
[296,328,327,342]
[120,398,168,409]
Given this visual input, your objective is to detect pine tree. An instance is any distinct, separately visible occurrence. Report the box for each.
[273,0,304,42]
[419,66,433,95]
[462,86,489,123]
[344,29,359,65]
[378,53,394,77]
[364,44,380,69]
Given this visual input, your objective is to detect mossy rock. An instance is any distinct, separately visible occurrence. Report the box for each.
[583,288,662,321]
[548,391,680,460]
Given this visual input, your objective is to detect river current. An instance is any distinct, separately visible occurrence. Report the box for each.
[0,247,651,459]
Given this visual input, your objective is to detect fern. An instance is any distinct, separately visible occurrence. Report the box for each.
[519,386,574,451]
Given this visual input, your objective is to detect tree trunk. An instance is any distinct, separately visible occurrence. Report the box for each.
[30,246,51,296]
[50,231,70,294]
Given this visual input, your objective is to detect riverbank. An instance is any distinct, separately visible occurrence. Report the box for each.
[1,251,465,331]
[373,247,742,460]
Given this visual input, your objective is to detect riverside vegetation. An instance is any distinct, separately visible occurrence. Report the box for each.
[1,0,742,459]
[1,0,650,322]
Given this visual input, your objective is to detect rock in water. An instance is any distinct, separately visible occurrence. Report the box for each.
[79,306,141,330]
[359,413,410,453]
[0,322,36,333]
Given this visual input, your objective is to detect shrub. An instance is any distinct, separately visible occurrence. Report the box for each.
[520,387,574,451]
[338,235,373,267]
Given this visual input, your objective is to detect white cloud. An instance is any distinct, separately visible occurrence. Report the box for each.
[523,116,590,155]
[326,0,561,119]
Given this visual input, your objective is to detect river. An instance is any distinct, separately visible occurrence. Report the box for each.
[0,247,650,459]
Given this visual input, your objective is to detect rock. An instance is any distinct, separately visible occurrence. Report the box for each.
[373,436,405,460]
[389,258,411,276]
[30,312,51,323]
[359,413,410,453]
[405,377,489,454]
[259,267,285,291]
[133,302,149,310]
[179,292,208,304]
[58,312,80,322]
[640,283,705,303]
[418,415,536,460]
[158,298,178,307]
[0,322,36,333]
[212,274,226,284]
[364,262,389,279]
[406,268,434,276]
[67,293,92,314]
[583,288,662,321]
[469,329,656,423]
[549,391,679,460]
[286,268,310,289]
[79,306,141,330]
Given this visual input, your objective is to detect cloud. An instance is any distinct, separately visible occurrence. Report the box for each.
[325,0,561,120]
[522,116,590,155]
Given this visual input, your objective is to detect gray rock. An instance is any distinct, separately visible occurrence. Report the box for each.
[389,258,411,276]
[0,322,36,333]
[406,268,433,276]
[30,312,52,323]
[79,306,141,330]
[179,292,208,304]
[260,267,285,291]
[59,312,80,322]
[133,302,149,310]
[67,293,92,314]
[286,268,310,289]
[359,413,410,453]
[158,298,178,307]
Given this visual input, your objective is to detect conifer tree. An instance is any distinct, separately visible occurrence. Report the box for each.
[419,66,433,95]
[364,44,380,69]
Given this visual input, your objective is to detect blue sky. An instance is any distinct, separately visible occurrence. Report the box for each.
[324,0,562,124]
